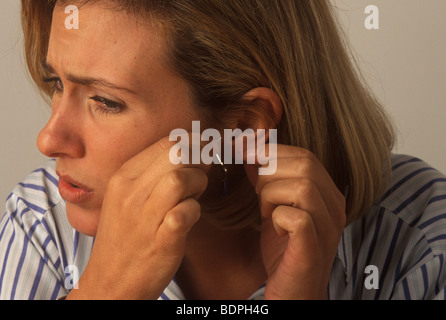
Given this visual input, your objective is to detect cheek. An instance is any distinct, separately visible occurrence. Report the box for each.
[87,124,157,166]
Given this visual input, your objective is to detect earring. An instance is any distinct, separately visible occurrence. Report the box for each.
[215,154,229,197]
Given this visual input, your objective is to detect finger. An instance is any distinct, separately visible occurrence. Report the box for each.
[143,168,208,225]
[271,206,318,251]
[255,157,346,223]
[255,156,335,194]
[243,142,279,187]
[244,144,314,169]
[260,178,336,243]
[118,134,212,183]
[244,145,324,192]
[270,206,327,280]
[117,136,176,180]
[113,136,211,204]
[259,178,328,220]
[156,198,202,254]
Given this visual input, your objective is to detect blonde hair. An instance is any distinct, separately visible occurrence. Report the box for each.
[21,0,394,226]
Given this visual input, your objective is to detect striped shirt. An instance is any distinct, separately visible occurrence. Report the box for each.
[1,154,446,300]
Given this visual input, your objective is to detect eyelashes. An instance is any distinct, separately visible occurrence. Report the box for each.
[43,76,64,92]
[89,95,123,115]
[42,77,124,115]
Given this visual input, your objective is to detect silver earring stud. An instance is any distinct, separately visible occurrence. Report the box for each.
[215,154,228,197]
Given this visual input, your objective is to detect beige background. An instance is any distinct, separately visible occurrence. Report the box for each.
[1,0,445,202]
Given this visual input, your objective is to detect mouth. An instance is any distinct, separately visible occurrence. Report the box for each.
[56,171,93,204]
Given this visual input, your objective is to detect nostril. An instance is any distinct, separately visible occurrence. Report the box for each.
[36,122,85,159]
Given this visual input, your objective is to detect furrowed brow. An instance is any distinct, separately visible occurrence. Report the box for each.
[42,61,137,95]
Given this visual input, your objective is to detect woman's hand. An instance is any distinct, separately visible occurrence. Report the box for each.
[245,145,346,300]
[68,137,209,300]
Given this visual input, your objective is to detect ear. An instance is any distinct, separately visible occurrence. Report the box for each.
[221,87,282,167]
[226,87,283,150]
[237,87,283,131]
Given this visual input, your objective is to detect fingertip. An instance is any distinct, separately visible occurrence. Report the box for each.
[272,206,316,238]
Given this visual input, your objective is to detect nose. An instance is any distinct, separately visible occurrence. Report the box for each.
[37,96,85,159]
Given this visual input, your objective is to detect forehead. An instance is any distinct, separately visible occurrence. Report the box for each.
[47,3,168,91]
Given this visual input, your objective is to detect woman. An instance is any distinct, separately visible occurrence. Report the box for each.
[1,0,445,300]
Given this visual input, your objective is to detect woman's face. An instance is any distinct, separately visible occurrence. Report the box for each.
[38,4,202,236]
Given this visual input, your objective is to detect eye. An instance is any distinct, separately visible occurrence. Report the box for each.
[89,96,123,115]
[42,77,64,93]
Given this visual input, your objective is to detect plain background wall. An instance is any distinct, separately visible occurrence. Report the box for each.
[1,1,50,204]
[0,0,445,203]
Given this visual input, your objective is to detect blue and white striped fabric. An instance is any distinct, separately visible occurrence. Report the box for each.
[1,154,446,300]
[329,156,446,299]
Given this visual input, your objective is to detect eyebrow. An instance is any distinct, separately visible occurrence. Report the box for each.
[42,61,137,95]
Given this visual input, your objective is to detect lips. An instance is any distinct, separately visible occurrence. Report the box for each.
[57,171,93,204]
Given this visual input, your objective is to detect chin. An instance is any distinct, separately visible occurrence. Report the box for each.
[66,203,100,237]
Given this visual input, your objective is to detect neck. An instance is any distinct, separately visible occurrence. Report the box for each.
[175,164,266,299]
[176,218,267,300]
[199,164,261,230]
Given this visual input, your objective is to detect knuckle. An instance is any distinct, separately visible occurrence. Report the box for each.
[299,158,315,176]
[292,178,315,199]
[107,172,129,192]
[294,211,313,227]
[165,211,186,233]
[288,211,313,233]
[166,200,201,233]
[165,170,186,194]
[291,157,315,177]
[273,207,312,232]
[120,194,136,212]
